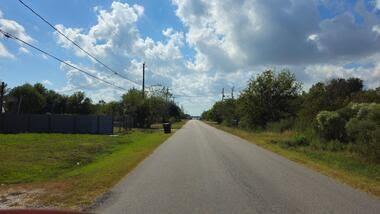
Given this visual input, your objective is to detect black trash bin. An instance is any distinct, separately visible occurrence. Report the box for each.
[163,123,171,134]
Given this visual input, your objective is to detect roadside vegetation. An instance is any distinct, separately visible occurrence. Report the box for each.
[0,121,186,209]
[3,82,190,128]
[202,69,380,196]
[0,81,189,209]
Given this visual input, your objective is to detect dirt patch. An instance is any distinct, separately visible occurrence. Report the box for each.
[0,182,72,209]
[0,186,45,209]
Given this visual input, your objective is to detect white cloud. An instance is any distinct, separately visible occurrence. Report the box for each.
[307,34,319,41]
[373,25,380,35]
[0,10,32,59]
[0,42,14,58]
[19,47,29,54]
[42,80,53,86]
[133,4,144,16]
[41,53,48,59]
[0,19,33,43]
[376,0,380,10]
[173,0,380,67]
[53,1,380,115]
[54,2,190,101]
[305,63,380,89]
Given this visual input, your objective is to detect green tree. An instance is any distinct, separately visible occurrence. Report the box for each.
[97,101,123,116]
[238,70,301,129]
[66,91,94,114]
[6,83,46,113]
[122,88,148,127]
[299,77,366,123]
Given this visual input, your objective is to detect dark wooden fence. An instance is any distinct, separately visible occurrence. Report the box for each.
[0,113,113,134]
[113,115,134,133]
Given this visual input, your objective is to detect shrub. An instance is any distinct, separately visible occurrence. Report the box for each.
[346,118,376,143]
[346,118,379,162]
[266,118,295,132]
[350,103,380,121]
[344,103,380,162]
[316,111,346,141]
[337,105,357,121]
[270,133,308,148]
[293,134,309,146]
[326,140,345,152]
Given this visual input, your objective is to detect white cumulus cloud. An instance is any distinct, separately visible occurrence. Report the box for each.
[52,1,380,115]
[0,42,14,58]
[0,9,33,59]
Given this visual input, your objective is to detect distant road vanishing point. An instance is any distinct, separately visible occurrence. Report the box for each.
[96,120,380,214]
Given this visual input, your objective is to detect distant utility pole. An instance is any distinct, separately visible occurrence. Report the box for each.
[166,87,169,103]
[0,82,5,113]
[222,88,225,101]
[231,86,234,99]
[142,62,145,98]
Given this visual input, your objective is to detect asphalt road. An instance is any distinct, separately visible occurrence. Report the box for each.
[96,120,380,214]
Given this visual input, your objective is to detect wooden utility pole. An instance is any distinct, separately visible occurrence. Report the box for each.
[222,88,225,101]
[166,87,169,103]
[0,82,5,113]
[231,86,234,99]
[142,62,145,98]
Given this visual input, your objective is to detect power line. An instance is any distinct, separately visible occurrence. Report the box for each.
[173,94,216,98]
[18,0,140,87]
[0,29,127,91]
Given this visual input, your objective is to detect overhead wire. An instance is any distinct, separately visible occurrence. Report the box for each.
[0,29,127,91]
[18,0,141,87]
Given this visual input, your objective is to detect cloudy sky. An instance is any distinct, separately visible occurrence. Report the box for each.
[0,0,380,115]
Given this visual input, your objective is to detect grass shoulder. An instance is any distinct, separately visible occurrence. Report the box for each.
[207,121,380,198]
[0,120,187,209]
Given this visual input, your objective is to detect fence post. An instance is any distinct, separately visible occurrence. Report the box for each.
[111,116,114,135]
[73,115,77,134]
[48,114,52,133]
[27,114,31,133]
[97,115,100,134]
[0,113,3,133]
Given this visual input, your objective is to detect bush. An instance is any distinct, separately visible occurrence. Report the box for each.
[326,140,345,152]
[309,139,345,151]
[350,103,380,120]
[346,118,376,143]
[266,118,295,132]
[316,111,347,141]
[346,118,379,162]
[270,133,308,148]
[337,105,357,121]
[343,103,380,162]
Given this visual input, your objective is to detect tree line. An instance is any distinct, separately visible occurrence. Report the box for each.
[2,82,187,128]
[201,70,380,162]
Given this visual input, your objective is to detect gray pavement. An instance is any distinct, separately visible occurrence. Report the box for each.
[96,120,380,214]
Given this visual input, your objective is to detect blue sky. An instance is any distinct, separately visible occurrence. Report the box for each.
[0,0,380,115]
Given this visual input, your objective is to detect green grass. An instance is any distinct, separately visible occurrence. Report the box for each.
[150,119,188,130]
[0,120,186,208]
[0,134,132,184]
[209,123,380,197]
